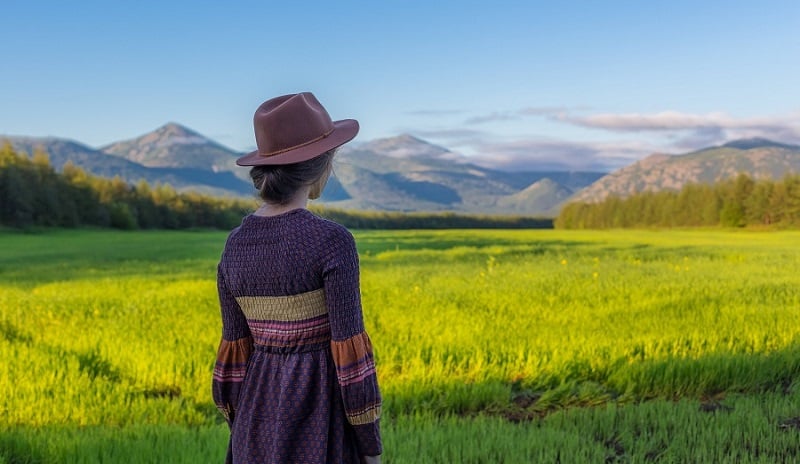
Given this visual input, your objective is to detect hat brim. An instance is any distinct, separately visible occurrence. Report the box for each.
[236,119,359,166]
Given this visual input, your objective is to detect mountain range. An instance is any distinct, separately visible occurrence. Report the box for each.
[4,125,800,216]
[2,124,603,216]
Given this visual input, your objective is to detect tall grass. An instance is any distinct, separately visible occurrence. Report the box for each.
[2,228,800,462]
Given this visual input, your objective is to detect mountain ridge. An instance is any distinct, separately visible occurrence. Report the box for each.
[13,125,798,216]
[101,123,243,176]
[3,135,251,197]
[572,139,800,203]
[3,125,604,215]
[720,137,799,151]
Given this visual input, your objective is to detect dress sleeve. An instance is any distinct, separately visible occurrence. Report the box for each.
[212,262,253,427]
[323,230,383,457]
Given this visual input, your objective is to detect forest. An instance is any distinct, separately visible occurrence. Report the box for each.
[0,144,552,230]
[556,173,800,229]
[7,142,800,232]
[0,143,254,230]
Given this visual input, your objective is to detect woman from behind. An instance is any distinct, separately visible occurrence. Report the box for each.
[212,92,382,464]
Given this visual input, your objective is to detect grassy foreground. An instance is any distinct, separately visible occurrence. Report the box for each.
[1,227,800,462]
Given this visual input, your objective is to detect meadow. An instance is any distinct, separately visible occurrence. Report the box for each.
[1,227,800,462]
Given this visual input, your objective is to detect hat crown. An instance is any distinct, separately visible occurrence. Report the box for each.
[253,92,335,157]
[236,91,358,166]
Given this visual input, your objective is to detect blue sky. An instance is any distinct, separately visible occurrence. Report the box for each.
[1,0,798,171]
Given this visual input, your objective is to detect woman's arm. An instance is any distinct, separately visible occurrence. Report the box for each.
[212,263,253,426]
[323,228,383,457]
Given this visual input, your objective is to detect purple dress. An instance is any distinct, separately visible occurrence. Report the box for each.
[212,209,382,463]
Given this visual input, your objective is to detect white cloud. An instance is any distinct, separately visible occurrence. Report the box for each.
[405,109,468,117]
[555,110,800,146]
[464,106,581,125]
[463,111,520,125]
[518,106,582,117]
[399,107,800,172]
[557,111,733,131]
[465,137,660,172]
[412,128,488,140]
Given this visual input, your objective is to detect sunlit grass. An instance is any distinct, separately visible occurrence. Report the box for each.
[2,228,800,462]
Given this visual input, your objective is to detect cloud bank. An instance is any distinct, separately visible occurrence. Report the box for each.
[557,110,800,152]
[464,138,661,171]
[410,108,800,171]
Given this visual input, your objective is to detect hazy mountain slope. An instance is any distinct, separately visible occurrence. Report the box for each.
[7,137,157,178]
[101,122,243,176]
[335,136,603,213]
[573,139,800,203]
[3,136,251,197]
[354,133,461,161]
[324,163,460,211]
[23,130,800,216]
[4,129,606,215]
[495,178,574,215]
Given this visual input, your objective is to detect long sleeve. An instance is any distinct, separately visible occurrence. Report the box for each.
[323,229,383,457]
[212,262,253,427]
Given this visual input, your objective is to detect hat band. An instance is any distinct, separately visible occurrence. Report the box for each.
[260,127,335,158]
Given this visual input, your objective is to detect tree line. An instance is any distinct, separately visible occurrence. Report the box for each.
[0,143,255,230]
[311,207,552,229]
[0,144,553,231]
[555,173,800,229]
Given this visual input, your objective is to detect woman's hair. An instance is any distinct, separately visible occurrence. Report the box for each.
[249,149,335,205]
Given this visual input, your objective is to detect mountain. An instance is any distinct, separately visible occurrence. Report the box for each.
[7,137,157,178]
[572,139,800,203]
[721,137,797,151]
[2,127,605,216]
[3,136,251,197]
[329,136,603,213]
[10,128,800,215]
[495,178,574,215]
[355,133,461,161]
[101,122,243,177]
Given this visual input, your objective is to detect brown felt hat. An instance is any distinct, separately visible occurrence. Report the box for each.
[236,92,359,166]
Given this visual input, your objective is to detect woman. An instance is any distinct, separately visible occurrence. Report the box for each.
[212,92,382,463]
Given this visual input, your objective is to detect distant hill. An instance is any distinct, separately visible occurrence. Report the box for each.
[572,138,800,203]
[101,122,245,177]
[355,133,461,161]
[4,135,251,197]
[495,178,574,216]
[12,129,800,215]
[3,126,606,216]
[330,135,602,214]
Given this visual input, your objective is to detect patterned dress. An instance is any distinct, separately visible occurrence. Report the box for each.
[212,209,382,463]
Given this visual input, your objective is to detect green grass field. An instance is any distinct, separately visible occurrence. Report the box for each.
[2,227,800,462]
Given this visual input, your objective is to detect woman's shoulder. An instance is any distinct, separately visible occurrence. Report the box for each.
[222,224,243,247]
[305,212,356,249]
[308,212,352,237]
[223,208,355,250]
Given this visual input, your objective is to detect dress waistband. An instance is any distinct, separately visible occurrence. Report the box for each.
[254,341,329,354]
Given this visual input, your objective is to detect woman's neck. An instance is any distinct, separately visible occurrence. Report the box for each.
[254,188,310,217]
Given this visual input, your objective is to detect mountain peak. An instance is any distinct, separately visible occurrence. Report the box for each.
[359,134,459,160]
[100,122,239,169]
[157,122,201,137]
[101,122,219,154]
[721,138,797,150]
[149,122,209,143]
[394,133,428,144]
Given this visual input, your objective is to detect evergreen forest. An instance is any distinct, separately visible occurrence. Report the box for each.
[556,173,800,229]
[0,143,255,230]
[0,144,552,230]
